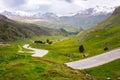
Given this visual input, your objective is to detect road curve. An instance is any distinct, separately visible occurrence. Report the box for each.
[23,44,48,57]
[66,48,120,70]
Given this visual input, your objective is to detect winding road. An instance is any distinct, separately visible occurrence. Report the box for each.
[23,44,48,57]
[66,48,120,70]
[23,44,120,69]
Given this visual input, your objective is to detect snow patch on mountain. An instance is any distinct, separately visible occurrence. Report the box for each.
[0,6,115,18]
[77,6,115,16]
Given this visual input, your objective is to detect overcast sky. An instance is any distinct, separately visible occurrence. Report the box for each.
[0,0,120,15]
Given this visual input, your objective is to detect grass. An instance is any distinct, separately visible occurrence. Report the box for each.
[31,36,83,63]
[84,59,120,80]
[0,25,119,80]
[24,29,119,79]
[80,25,120,56]
[31,25,120,63]
[0,33,119,80]
[0,42,94,80]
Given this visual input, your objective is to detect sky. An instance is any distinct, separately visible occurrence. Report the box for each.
[0,0,120,15]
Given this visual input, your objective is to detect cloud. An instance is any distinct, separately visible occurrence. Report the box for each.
[2,0,26,8]
[49,0,80,14]
[17,0,52,13]
[65,0,73,3]
[82,0,88,1]
[74,0,120,9]
[38,4,51,13]
[0,0,120,15]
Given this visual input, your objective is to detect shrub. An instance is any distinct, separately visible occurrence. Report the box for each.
[46,39,52,44]
[79,45,85,53]
[104,47,108,51]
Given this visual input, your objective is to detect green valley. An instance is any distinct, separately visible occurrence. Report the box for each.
[0,36,95,80]
[0,2,120,80]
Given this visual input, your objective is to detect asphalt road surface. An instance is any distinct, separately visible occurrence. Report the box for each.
[66,48,120,70]
[23,44,48,57]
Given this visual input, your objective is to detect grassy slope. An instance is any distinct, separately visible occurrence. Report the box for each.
[32,20,120,63]
[31,36,82,63]
[84,59,120,80]
[0,37,94,80]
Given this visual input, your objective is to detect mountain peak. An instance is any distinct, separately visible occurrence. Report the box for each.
[41,12,59,20]
[112,6,120,15]
[76,6,114,16]
[0,14,8,20]
[1,11,14,17]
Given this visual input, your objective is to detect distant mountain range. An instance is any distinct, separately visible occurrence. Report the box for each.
[0,6,115,29]
[59,6,113,29]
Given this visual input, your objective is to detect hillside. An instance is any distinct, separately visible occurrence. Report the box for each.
[13,18,82,33]
[85,59,120,80]
[0,14,68,42]
[31,19,82,32]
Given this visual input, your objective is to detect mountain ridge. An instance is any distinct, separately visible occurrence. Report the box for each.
[0,14,69,41]
[1,7,113,29]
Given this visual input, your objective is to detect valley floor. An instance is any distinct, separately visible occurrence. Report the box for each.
[0,34,120,80]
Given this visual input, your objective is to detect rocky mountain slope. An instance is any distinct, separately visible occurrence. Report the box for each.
[0,14,68,41]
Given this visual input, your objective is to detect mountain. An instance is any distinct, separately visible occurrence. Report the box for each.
[22,18,82,32]
[112,6,120,15]
[83,6,114,15]
[1,11,15,17]
[0,14,69,41]
[0,11,81,32]
[32,7,112,29]
[0,6,114,30]
[31,8,112,30]
[89,6,120,30]
[32,13,59,21]
[33,12,42,18]
[60,13,111,29]
[60,7,112,29]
